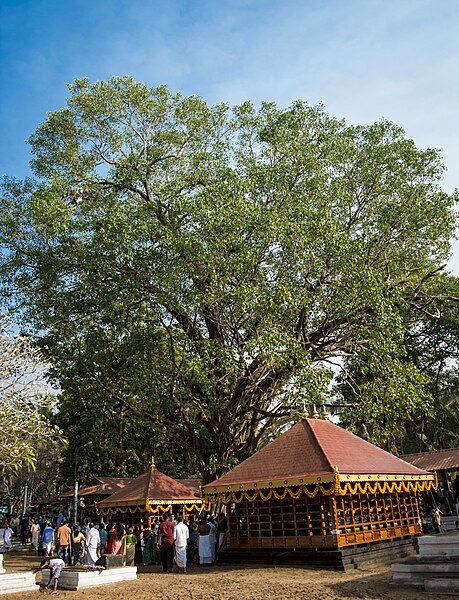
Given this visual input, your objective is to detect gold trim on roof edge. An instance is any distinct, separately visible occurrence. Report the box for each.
[203,471,434,494]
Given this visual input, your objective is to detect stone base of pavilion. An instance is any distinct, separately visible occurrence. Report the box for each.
[56,566,137,590]
[219,537,418,571]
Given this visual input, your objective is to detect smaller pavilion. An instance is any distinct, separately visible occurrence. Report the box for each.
[401,448,459,512]
[60,476,133,522]
[203,411,437,567]
[97,462,203,526]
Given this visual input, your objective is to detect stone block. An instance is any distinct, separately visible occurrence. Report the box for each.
[0,572,37,595]
[425,578,459,594]
[57,566,137,590]
[418,532,459,559]
[96,554,125,568]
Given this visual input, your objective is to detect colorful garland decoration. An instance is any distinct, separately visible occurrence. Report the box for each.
[205,471,437,505]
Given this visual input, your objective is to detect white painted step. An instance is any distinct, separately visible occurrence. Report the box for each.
[0,555,4,574]
[0,572,37,595]
[58,566,137,590]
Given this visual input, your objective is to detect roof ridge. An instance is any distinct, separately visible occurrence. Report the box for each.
[145,466,155,500]
[304,418,335,472]
[401,447,459,457]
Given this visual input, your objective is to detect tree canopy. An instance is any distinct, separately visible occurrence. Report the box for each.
[0,77,457,481]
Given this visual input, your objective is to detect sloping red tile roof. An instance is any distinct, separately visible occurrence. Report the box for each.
[204,418,430,490]
[98,467,200,507]
[400,448,459,472]
[60,477,132,498]
[176,479,200,493]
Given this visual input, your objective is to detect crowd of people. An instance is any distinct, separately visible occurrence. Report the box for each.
[1,510,227,578]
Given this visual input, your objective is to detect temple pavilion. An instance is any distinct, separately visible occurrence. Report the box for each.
[97,463,203,527]
[203,411,437,567]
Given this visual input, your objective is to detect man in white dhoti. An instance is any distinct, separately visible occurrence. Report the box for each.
[85,523,100,569]
[197,517,212,565]
[3,525,13,550]
[173,516,189,573]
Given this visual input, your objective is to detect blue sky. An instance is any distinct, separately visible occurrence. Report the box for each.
[1,0,458,271]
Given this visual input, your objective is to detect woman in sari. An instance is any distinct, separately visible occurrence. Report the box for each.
[110,523,125,556]
[133,525,142,565]
[122,527,137,566]
[141,527,153,565]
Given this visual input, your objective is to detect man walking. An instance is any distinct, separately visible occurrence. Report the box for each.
[86,523,101,568]
[157,514,174,573]
[56,520,72,565]
[41,522,55,557]
[174,516,189,573]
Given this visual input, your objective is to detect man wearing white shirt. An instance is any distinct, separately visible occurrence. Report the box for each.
[85,523,100,568]
[173,516,189,573]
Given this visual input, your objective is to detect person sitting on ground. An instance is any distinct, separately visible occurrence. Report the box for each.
[34,557,65,594]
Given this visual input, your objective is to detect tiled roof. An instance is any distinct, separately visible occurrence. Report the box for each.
[60,477,132,498]
[176,479,200,493]
[400,448,459,472]
[98,467,200,507]
[204,418,429,489]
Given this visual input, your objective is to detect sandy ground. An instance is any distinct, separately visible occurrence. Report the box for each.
[2,550,445,600]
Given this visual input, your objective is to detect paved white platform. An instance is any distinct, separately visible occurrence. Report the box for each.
[57,566,137,590]
[0,572,37,595]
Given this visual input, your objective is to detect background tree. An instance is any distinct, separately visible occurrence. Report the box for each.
[0,77,456,481]
[336,275,459,452]
[0,315,60,475]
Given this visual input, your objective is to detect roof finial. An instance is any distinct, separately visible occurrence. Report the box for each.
[311,404,320,419]
[301,399,309,420]
[321,405,330,420]
[151,455,156,469]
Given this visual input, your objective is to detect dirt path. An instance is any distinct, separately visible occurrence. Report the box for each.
[2,551,443,599]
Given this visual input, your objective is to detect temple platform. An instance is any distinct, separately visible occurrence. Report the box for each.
[56,566,137,590]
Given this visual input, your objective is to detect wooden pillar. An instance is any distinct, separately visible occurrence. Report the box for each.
[330,495,341,546]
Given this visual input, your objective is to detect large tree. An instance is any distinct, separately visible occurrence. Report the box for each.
[0,77,456,481]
